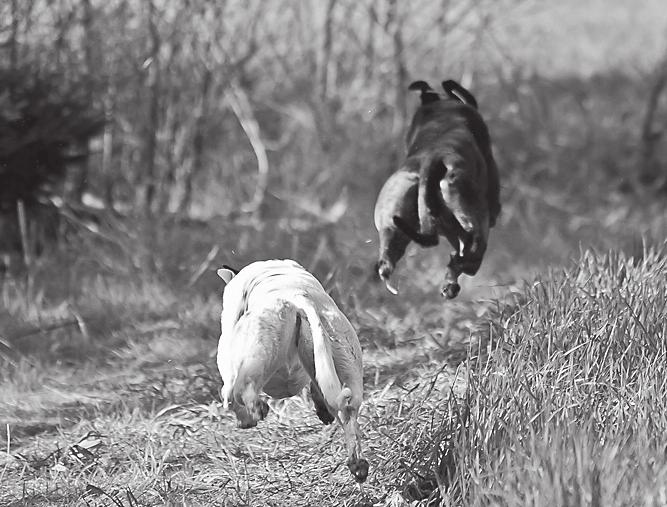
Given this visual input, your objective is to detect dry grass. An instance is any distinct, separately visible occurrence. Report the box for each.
[2,187,667,507]
[0,210,484,506]
[2,218,667,506]
[5,242,665,506]
[0,314,473,506]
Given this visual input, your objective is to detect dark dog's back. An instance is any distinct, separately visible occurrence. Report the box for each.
[404,96,500,239]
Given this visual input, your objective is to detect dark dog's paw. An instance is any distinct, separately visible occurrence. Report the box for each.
[375,259,394,282]
[347,457,369,483]
[441,282,460,299]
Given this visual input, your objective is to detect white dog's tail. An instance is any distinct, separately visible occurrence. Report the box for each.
[291,295,342,407]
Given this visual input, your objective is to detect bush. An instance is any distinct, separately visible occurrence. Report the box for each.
[0,66,104,213]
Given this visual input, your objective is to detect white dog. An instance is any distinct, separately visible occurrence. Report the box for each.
[216,259,368,482]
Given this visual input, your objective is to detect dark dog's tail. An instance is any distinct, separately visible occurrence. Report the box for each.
[392,158,448,247]
[419,157,448,239]
[392,216,439,246]
[441,80,478,109]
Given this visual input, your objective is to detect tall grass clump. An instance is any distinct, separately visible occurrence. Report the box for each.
[435,243,667,506]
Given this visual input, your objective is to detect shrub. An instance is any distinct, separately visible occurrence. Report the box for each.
[0,66,104,213]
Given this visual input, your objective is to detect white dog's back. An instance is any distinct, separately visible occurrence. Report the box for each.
[218,260,361,408]
[224,299,309,400]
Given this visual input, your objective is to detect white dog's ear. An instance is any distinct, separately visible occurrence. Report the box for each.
[217,268,236,285]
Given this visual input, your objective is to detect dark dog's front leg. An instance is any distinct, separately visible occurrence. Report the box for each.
[442,235,486,298]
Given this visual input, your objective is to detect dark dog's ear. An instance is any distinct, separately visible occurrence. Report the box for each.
[441,79,478,109]
[408,80,433,92]
[221,264,240,274]
[409,80,440,105]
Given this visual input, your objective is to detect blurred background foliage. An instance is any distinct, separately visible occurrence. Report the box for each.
[0,0,666,346]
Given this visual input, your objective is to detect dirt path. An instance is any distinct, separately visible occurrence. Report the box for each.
[2,309,481,506]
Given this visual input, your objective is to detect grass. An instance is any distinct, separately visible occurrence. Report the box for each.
[2,164,667,506]
[0,198,500,506]
[428,244,667,506]
[3,221,666,506]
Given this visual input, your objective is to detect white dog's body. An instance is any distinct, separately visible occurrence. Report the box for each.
[216,259,368,482]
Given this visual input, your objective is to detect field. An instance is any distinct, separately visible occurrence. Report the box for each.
[2,1,667,506]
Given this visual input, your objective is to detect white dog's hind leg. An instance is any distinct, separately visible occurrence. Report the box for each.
[337,388,368,483]
[310,381,335,425]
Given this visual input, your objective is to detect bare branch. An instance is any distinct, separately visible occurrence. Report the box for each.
[317,0,338,102]
[226,82,270,218]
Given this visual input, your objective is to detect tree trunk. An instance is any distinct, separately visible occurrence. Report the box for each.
[158,103,177,214]
[387,0,408,139]
[67,0,95,205]
[318,0,337,103]
[141,0,161,216]
[178,67,212,215]
[101,83,116,211]
[365,0,377,84]
[638,56,667,187]
[157,38,185,214]
[9,0,19,84]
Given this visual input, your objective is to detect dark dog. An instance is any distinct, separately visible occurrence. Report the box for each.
[372,83,440,293]
[375,79,501,298]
